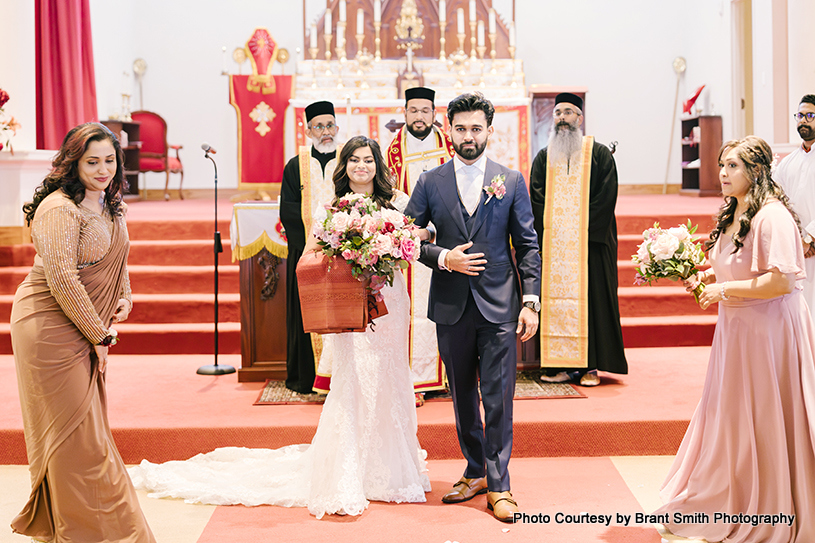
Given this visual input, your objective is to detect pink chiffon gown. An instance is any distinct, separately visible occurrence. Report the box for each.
[656,201,815,542]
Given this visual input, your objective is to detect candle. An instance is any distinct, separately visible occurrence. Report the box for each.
[477,20,484,46]
[339,0,346,22]
[325,9,332,34]
[469,0,476,22]
[310,24,317,48]
[509,22,515,47]
[374,0,381,22]
[489,8,496,34]
[457,8,464,34]
[337,24,344,45]
[439,0,446,23]
[357,8,363,33]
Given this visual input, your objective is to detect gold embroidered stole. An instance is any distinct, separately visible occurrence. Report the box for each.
[299,145,339,240]
[540,136,593,368]
[298,145,339,379]
[389,127,453,194]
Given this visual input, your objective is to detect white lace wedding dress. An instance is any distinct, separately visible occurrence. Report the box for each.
[129,191,430,519]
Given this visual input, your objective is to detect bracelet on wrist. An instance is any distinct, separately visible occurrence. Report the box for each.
[99,329,119,347]
[720,282,730,301]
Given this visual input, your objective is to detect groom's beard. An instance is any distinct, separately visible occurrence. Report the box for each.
[547,120,583,163]
[453,138,488,161]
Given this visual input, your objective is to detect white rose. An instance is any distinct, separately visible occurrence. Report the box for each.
[667,226,691,242]
[651,233,680,261]
[636,243,651,264]
[331,212,350,232]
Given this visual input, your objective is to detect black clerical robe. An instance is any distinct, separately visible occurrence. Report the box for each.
[280,147,336,393]
[529,142,628,374]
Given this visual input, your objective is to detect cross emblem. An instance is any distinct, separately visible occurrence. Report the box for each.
[249,101,276,136]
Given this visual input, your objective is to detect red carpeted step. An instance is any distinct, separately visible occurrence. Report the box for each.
[0,265,241,296]
[128,265,240,294]
[129,240,235,266]
[0,293,240,324]
[0,245,35,267]
[0,322,241,355]
[616,214,717,237]
[0,267,28,295]
[617,286,705,317]
[127,219,233,240]
[0,241,237,268]
[621,314,717,347]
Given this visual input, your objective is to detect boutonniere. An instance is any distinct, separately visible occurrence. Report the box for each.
[483,174,506,204]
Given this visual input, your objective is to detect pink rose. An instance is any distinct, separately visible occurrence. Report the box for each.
[372,233,394,257]
[400,237,418,261]
[0,89,8,109]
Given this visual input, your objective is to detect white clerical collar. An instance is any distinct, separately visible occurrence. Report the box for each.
[453,152,487,175]
[405,126,437,151]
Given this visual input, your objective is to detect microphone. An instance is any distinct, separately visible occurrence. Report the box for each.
[201,142,217,154]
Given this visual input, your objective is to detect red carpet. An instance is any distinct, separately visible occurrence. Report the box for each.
[196,458,662,543]
[0,345,710,464]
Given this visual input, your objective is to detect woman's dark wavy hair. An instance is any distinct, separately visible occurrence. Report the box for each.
[332,135,395,209]
[23,122,127,225]
[706,135,800,253]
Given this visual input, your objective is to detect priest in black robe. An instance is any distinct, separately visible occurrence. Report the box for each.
[279,101,339,393]
[529,93,628,386]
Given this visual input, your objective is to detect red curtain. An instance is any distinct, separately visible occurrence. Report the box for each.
[36,0,98,150]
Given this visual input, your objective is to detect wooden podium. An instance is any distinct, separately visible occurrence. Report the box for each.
[230,202,289,382]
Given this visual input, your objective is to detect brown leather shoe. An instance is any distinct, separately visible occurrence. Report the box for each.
[487,491,518,523]
[441,476,488,503]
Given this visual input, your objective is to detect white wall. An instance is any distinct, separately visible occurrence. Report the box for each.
[515,0,731,187]
[0,0,38,151]
[0,0,742,189]
[90,0,304,191]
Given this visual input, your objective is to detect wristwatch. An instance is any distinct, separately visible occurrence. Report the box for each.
[523,301,541,313]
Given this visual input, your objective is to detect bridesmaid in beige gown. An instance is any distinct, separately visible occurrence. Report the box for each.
[10,123,155,542]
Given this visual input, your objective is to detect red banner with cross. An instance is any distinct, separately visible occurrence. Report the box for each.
[228,28,292,188]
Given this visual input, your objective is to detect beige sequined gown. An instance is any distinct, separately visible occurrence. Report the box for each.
[10,198,156,542]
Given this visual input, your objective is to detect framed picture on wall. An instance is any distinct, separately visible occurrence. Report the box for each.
[528,85,587,158]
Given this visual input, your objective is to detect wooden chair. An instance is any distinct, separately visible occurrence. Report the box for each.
[131,110,183,200]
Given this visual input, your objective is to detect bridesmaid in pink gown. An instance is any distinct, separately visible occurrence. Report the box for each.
[656,136,815,543]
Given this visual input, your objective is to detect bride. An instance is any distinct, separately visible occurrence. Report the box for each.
[130,136,431,519]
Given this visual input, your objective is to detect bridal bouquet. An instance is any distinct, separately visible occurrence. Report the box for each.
[632,221,707,302]
[312,193,421,301]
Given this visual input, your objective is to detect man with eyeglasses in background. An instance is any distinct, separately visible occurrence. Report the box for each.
[280,101,341,394]
[775,94,815,315]
[386,87,455,406]
[529,93,628,387]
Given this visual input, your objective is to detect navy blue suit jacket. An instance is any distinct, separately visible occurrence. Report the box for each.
[404,159,541,325]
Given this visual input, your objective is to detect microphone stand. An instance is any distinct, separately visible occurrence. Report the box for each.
[197,149,236,376]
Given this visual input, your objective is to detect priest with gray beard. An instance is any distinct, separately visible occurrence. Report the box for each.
[529,92,627,387]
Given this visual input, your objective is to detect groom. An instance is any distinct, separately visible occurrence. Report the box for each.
[405,92,541,522]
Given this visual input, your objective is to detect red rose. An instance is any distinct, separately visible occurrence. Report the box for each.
[0,89,8,109]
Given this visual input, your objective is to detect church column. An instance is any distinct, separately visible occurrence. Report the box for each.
[750,0,789,146]
[787,0,815,143]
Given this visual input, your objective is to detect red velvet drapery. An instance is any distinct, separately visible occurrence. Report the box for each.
[36,0,98,150]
